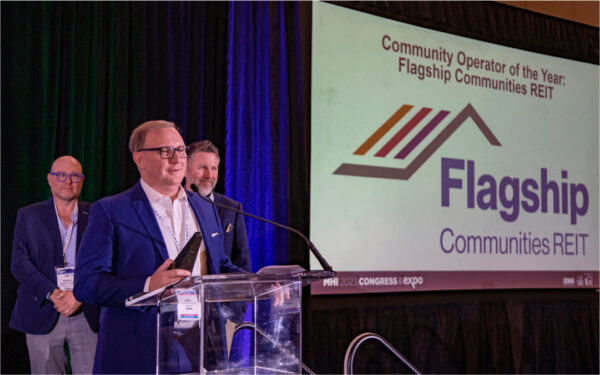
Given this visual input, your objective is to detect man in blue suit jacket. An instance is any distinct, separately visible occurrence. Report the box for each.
[10,155,99,374]
[74,121,242,374]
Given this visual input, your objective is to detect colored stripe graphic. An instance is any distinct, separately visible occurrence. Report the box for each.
[374,107,432,157]
[353,105,413,155]
[395,110,450,159]
[333,103,501,180]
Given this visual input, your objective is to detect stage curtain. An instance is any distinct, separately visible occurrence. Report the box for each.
[1,2,230,373]
[1,1,230,203]
[225,1,309,271]
[305,290,599,374]
[330,1,598,64]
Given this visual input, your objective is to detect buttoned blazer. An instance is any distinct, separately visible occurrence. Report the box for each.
[9,198,100,334]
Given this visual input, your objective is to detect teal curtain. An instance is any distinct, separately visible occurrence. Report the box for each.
[2,2,229,204]
[1,2,233,372]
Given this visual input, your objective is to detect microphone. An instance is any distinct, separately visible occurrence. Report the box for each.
[190,184,333,272]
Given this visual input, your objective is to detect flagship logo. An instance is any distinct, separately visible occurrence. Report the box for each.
[333,103,501,179]
[334,103,589,224]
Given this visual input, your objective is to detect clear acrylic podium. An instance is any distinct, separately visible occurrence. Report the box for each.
[126,267,333,375]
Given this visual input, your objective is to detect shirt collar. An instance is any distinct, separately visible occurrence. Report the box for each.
[140,178,188,205]
[53,200,79,227]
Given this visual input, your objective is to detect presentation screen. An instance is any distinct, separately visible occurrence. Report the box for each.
[310,2,599,294]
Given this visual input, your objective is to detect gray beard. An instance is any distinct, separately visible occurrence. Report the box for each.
[197,184,214,197]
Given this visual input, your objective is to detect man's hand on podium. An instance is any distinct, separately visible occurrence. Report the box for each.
[271,281,291,306]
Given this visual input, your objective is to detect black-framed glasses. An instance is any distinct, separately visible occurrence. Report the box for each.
[50,172,84,183]
[137,146,190,159]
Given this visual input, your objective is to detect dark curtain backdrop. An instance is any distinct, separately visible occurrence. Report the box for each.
[2,1,598,374]
[225,1,309,270]
[306,289,598,374]
[2,1,229,202]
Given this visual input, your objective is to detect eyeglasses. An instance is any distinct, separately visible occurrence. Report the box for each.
[50,172,84,183]
[137,146,190,159]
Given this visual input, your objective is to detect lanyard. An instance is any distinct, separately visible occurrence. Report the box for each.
[153,201,190,251]
[61,223,76,266]
[56,204,78,267]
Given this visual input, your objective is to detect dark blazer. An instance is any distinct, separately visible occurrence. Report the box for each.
[9,198,100,334]
[213,193,252,326]
[214,192,251,272]
[74,182,241,374]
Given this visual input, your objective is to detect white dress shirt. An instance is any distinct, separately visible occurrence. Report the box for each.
[140,179,207,291]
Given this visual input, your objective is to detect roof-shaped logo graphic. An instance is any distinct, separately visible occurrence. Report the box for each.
[333,103,501,180]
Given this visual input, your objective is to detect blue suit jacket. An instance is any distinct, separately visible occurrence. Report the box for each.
[9,198,100,334]
[74,182,241,374]
[213,192,251,273]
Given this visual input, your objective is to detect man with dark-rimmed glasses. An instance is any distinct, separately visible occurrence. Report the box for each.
[74,120,242,374]
[10,155,99,374]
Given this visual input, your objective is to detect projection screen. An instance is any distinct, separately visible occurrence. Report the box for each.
[310,2,599,294]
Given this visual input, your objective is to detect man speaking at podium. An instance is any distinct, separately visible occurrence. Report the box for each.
[74,120,242,374]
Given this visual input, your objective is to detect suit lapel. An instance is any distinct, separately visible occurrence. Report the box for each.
[130,182,169,260]
[76,201,89,251]
[213,193,227,223]
[41,198,64,264]
[188,192,220,274]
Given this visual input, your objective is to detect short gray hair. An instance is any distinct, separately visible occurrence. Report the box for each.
[188,140,220,161]
[128,120,178,154]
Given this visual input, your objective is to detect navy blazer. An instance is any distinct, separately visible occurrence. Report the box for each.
[9,198,100,334]
[74,182,241,374]
[213,192,251,272]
